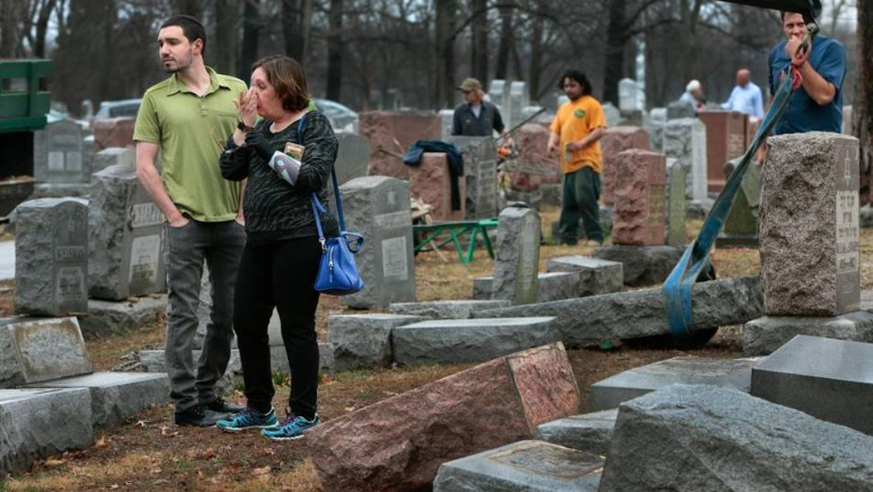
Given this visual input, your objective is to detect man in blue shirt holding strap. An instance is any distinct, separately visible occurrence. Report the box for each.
[768,10,847,135]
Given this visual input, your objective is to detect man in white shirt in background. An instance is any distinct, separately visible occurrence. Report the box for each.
[722,68,765,123]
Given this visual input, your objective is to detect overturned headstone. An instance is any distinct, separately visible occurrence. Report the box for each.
[340,176,416,309]
[698,110,748,192]
[716,157,760,248]
[599,384,873,492]
[546,256,623,297]
[408,152,466,221]
[493,205,541,305]
[590,356,760,411]
[34,118,88,184]
[600,127,650,206]
[663,118,707,200]
[537,409,618,457]
[328,314,425,371]
[307,343,580,492]
[393,317,560,365]
[447,136,498,220]
[28,372,169,427]
[474,272,580,303]
[474,276,762,347]
[14,198,89,316]
[359,111,440,179]
[0,388,94,476]
[433,440,603,492]
[389,300,510,319]
[0,317,92,388]
[611,149,666,246]
[594,245,681,287]
[89,164,167,300]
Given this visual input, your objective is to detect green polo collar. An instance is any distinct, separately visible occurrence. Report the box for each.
[166,66,231,96]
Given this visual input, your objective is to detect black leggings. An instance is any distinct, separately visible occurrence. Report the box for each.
[233,236,322,419]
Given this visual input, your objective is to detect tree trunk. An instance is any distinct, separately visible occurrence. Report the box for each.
[435,0,457,109]
[300,0,314,66]
[172,0,202,17]
[283,0,305,62]
[34,0,58,58]
[528,10,543,101]
[214,0,238,75]
[602,0,626,106]
[859,0,873,204]
[494,0,514,81]
[470,0,488,85]
[237,0,260,79]
[326,0,344,101]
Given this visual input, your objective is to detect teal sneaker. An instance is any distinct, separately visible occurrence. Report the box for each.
[217,407,279,432]
[262,414,321,441]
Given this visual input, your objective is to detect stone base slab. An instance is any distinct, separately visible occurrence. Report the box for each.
[593,245,682,287]
[388,300,510,319]
[78,297,167,337]
[743,311,873,356]
[473,273,580,303]
[433,440,603,492]
[536,409,618,457]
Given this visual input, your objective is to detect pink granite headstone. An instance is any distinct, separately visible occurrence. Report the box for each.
[600,126,650,206]
[359,111,441,180]
[612,149,667,246]
[408,152,466,221]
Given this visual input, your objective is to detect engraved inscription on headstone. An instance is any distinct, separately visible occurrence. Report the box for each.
[649,186,666,226]
[129,235,162,292]
[448,136,498,220]
[34,119,88,183]
[666,160,687,248]
[54,207,88,313]
[836,143,860,313]
[381,236,409,281]
[130,203,163,229]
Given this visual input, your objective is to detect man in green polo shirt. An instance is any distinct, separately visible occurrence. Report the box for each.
[134,15,247,427]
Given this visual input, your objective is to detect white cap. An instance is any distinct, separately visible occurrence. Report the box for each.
[686,80,702,92]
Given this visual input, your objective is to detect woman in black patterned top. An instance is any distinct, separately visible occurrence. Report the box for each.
[217,55,337,440]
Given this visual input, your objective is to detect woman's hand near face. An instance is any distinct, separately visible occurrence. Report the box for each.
[235,88,258,127]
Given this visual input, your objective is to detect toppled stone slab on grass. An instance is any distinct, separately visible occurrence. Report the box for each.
[590,356,759,411]
[0,317,92,388]
[433,440,603,492]
[752,335,873,436]
[388,300,510,319]
[473,273,582,303]
[536,409,618,457]
[599,384,873,492]
[0,388,93,476]
[27,372,169,427]
[393,317,560,365]
[474,276,762,347]
[78,297,167,337]
[546,256,623,297]
[307,343,580,492]
[328,314,425,371]
[593,245,682,287]
[743,312,873,356]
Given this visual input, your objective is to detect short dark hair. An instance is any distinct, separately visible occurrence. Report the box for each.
[161,15,206,55]
[781,10,802,21]
[557,70,592,96]
[252,55,311,112]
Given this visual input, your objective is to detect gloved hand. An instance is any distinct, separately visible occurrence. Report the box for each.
[245,130,275,161]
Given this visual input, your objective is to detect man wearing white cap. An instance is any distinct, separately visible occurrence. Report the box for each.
[679,80,705,114]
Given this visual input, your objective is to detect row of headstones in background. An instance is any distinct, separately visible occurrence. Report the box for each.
[745,132,873,355]
[448,136,499,220]
[698,110,749,193]
[618,78,646,113]
[663,117,708,201]
[488,80,529,131]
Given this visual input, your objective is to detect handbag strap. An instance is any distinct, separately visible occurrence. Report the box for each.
[302,113,347,246]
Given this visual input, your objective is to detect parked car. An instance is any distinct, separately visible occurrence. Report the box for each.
[313,98,358,133]
[94,99,142,120]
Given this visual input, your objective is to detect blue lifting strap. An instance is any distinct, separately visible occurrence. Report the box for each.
[663,30,817,339]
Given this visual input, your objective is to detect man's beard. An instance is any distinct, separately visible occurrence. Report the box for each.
[163,52,193,74]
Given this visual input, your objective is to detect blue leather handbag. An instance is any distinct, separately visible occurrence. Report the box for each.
[311,173,365,295]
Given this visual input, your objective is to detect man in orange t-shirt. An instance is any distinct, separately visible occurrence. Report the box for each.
[547,70,607,246]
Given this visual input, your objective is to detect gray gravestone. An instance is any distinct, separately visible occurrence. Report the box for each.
[717,157,760,248]
[590,356,760,411]
[761,133,860,316]
[388,300,509,319]
[488,79,508,116]
[474,272,581,303]
[340,176,416,309]
[665,158,687,247]
[447,136,498,219]
[537,409,618,457]
[14,198,89,316]
[34,119,88,184]
[663,118,707,200]
[647,107,666,151]
[89,164,167,300]
[0,317,93,388]
[618,78,644,113]
[601,103,623,128]
[666,100,696,119]
[328,314,424,371]
[743,311,873,356]
[433,440,603,492]
[545,256,623,297]
[508,81,528,130]
[439,109,454,140]
[751,335,873,436]
[493,205,541,305]
[92,147,135,175]
[594,245,682,287]
[599,384,873,492]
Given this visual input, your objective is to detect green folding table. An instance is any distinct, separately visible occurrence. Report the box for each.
[413,218,498,264]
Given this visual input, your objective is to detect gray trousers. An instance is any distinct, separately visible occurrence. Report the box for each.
[164,219,245,413]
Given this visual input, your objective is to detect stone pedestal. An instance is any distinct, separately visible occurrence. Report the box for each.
[545,256,623,297]
[359,111,441,179]
[493,205,541,305]
[699,110,748,192]
[14,198,89,316]
[761,133,860,316]
[612,149,666,246]
[594,245,682,287]
[447,136,498,220]
[89,165,167,300]
[340,176,416,309]
[663,118,707,200]
[408,152,466,221]
[599,127,650,206]
[716,157,760,248]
